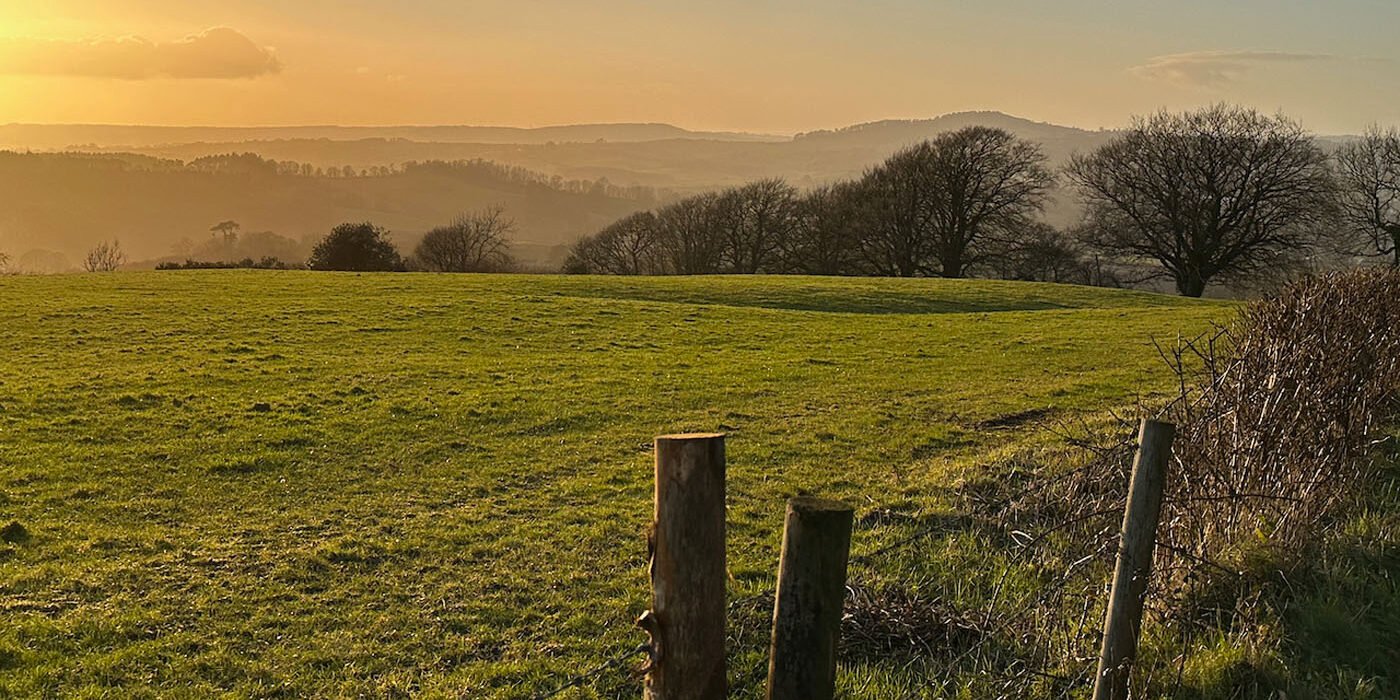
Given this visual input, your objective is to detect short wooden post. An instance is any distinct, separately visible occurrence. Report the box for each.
[642,433,727,700]
[1092,419,1175,700]
[766,497,854,700]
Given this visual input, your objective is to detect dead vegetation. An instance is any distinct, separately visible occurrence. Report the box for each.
[826,267,1400,697]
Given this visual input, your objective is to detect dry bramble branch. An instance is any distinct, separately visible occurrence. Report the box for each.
[962,267,1400,696]
[537,268,1400,699]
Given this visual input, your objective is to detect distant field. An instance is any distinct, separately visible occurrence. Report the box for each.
[0,272,1229,698]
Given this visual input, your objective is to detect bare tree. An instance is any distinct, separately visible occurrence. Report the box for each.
[562,237,600,274]
[1334,126,1400,266]
[1067,105,1334,296]
[656,193,725,275]
[414,207,516,273]
[716,178,797,274]
[858,127,1053,278]
[923,127,1054,277]
[856,146,935,277]
[84,240,127,272]
[563,211,663,275]
[781,182,865,275]
[0,250,9,274]
[568,194,728,275]
[986,222,1091,284]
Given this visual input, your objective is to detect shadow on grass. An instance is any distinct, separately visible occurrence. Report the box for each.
[546,276,1206,316]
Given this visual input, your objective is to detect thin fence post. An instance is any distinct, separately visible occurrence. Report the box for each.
[641,433,727,700]
[766,497,854,700]
[1092,419,1175,700]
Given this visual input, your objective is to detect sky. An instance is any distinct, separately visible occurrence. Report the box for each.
[0,0,1397,134]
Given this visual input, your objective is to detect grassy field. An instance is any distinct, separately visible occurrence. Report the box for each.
[0,272,1236,697]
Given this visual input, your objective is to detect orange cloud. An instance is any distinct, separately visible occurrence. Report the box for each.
[1131,50,1331,88]
[0,27,281,80]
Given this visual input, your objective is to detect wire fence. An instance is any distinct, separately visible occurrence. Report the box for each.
[521,419,1140,699]
[521,268,1400,699]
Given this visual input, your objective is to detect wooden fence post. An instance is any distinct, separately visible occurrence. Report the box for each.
[766,497,854,700]
[642,433,727,700]
[1092,419,1176,700]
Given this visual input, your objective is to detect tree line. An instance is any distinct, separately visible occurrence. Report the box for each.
[180,154,664,203]
[564,105,1400,296]
[73,209,517,274]
[303,208,517,273]
[0,151,664,204]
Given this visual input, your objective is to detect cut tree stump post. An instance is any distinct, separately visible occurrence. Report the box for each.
[766,497,854,700]
[642,433,727,700]
[1092,419,1175,700]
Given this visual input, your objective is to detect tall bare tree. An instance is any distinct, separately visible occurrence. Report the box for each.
[856,149,926,277]
[414,208,516,273]
[781,182,866,275]
[1067,105,1334,296]
[83,240,126,272]
[858,127,1052,277]
[924,127,1054,277]
[563,211,663,275]
[717,178,798,274]
[1335,126,1400,266]
[656,193,725,275]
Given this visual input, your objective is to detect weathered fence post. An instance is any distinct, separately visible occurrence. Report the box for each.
[641,433,727,700]
[1092,419,1176,700]
[766,497,854,700]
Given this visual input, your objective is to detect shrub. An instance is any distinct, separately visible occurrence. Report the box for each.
[83,240,126,272]
[414,208,516,273]
[157,257,302,270]
[308,223,404,272]
[954,268,1400,695]
[1161,267,1400,560]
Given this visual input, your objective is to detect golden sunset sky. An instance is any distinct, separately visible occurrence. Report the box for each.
[1,0,1397,133]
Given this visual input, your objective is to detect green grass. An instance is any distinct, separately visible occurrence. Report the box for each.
[0,271,1241,697]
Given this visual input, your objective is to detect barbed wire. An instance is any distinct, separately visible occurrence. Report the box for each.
[527,418,1150,697]
[529,469,1115,698]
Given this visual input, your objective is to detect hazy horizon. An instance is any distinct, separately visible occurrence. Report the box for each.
[0,110,1380,138]
[3,2,1399,135]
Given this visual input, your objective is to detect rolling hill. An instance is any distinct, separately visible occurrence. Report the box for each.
[0,112,1115,270]
[0,122,785,150]
[0,153,658,269]
[0,271,1234,698]
[47,112,1114,192]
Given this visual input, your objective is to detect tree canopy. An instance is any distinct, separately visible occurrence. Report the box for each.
[308,223,404,272]
[414,208,516,273]
[1334,126,1400,266]
[1067,105,1334,296]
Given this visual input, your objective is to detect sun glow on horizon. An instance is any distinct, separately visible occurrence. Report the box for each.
[0,1,1397,133]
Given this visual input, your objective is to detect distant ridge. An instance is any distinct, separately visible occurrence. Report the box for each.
[0,111,1106,152]
[0,122,787,150]
[787,112,1113,164]
[795,111,1097,141]
[0,111,1126,194]
[3,112,1358,154]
